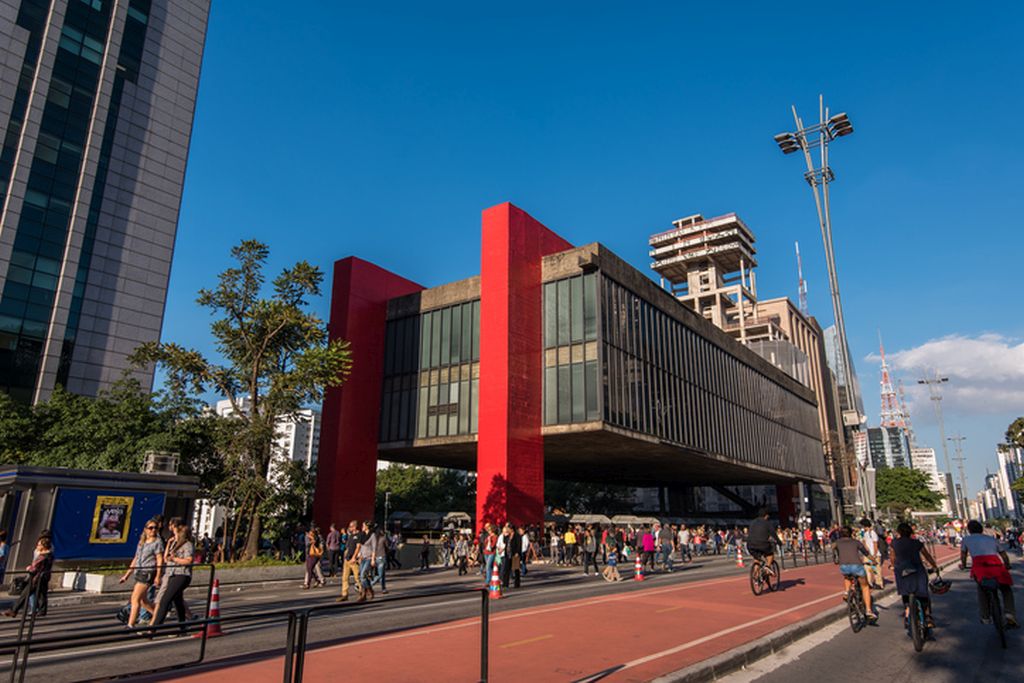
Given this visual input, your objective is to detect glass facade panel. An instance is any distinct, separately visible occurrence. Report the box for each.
[599,275,821,476]
[380,299,481,442]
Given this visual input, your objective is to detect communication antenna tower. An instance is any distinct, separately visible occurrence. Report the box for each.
[878,333,903,429]
[795,241,808,315]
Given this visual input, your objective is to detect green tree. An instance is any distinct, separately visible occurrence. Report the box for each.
[545,480,635,514]
[374,464,473,516]
[1006,417,1024,448]
[0,378,222,478]
[875,466,944,514]
[131,241,352,559]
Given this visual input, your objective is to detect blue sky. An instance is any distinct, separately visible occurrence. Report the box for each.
[163,2,1024,495]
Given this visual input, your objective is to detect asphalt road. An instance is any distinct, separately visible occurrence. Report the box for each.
[722,562,1024,683]
[0,551,776,682]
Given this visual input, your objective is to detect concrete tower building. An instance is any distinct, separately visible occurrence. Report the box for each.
[0,0,209,402]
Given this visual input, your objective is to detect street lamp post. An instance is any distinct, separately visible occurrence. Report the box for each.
[918,374,955,515]
[774,95,857,526]
[948,434,969,520]
[385,491,392,531]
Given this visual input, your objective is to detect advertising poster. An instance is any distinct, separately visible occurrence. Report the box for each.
[89,495,134,544]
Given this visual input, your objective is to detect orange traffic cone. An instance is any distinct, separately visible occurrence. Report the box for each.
[488,563,502,600]
[193,578,225,638]
[634,554,644,581]
[736,545,745,568]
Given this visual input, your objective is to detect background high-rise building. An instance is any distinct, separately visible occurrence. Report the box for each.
[0,0,210,403]
[866,426,911,469]
[910,445,951,514]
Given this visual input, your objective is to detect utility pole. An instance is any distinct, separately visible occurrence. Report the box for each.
[948,434,969,519]
[918,374,953,513]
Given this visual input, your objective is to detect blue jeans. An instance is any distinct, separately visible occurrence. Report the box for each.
[371,556,387,590]
[484,553,496,583]
[661,543,674,570]
[359,559,374,590]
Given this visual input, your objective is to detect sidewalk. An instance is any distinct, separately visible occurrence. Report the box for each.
[176,546,960,683]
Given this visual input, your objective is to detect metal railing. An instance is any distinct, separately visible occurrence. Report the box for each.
[1,562,216,683]
[0,567,490,683]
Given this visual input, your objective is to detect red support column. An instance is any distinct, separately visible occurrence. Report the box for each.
[313,257,423,531]
[777,484,798,526]
[476,203,572,531]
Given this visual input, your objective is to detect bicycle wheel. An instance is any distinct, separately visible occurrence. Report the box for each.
[847,589,865,632]
[750,564,764,596]
[767,561,781,592]
[990,590,1007,649]
[909,596,925,652]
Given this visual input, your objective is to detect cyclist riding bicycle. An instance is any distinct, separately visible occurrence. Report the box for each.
[833,526,877,624]
[746,508,778,572]
[959,520,1018,628]
[890,522,940,629]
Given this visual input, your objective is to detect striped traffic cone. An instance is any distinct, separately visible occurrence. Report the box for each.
[634,554,644,581]
[736,545,744,568]
[488,563,502,600]
[192,578,225,638]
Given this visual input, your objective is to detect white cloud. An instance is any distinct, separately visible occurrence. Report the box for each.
[864,334,1024,418]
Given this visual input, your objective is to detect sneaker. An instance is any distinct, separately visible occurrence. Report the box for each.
[336,596,348,602]
[980,616,993,625]
[1006,616,1019,629]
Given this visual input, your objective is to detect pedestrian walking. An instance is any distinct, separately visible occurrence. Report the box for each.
[357,522,379,603]
[419,536,431,571]
[151,518,194,636]
[326,524,341,577]
[335,520,363,602]
[4,536,53,619]
[582,528,599,576]
[482,524,498,583]
[455,533,469,575]
[304,529,324,589]
[118,517,164,629]
[497,524,521,589]
[371,529,389,594]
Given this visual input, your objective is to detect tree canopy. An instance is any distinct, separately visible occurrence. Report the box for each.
[875,466,945,513]
[130,240,352,559]
[0,379,223,491]
[375,464,473,516]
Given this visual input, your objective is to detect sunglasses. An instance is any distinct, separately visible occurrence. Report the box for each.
[145,525,158,530]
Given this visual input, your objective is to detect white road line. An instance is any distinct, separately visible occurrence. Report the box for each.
[624,591,843,674]
[308,575,752,655]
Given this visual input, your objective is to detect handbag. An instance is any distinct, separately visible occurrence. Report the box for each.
[9,576,28,596]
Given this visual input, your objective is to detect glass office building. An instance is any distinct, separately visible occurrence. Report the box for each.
[0,0,209,402]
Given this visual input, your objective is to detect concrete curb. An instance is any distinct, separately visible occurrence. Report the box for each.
[652,556,960,683]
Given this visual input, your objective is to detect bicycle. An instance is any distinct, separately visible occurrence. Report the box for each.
[978,578,1008,649]
[906,591,930,652]
[844,573,868,633]
[749,555,780,596]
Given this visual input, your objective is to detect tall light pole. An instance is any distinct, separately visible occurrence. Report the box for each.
[948,434,969,519]
[918,374,954,513]
[774,95,857,525]
[774,95,859,429]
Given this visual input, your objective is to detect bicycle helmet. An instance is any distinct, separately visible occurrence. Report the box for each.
[929,577,952,595]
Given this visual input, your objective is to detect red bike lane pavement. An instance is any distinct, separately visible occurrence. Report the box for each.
[178,547,959,683]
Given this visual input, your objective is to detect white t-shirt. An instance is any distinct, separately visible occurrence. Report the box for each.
[861,529,878,555]
[678,530,691,545]
[961,533,1003,558]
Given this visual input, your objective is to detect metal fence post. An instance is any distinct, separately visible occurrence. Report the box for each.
[292,611,309,683]
[480,588,489,683]
[283,612,297,683]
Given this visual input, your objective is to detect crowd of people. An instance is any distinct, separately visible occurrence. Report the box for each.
[1,511,1019,640]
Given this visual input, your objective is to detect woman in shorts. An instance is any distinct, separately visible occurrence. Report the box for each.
[119,517,164,629]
